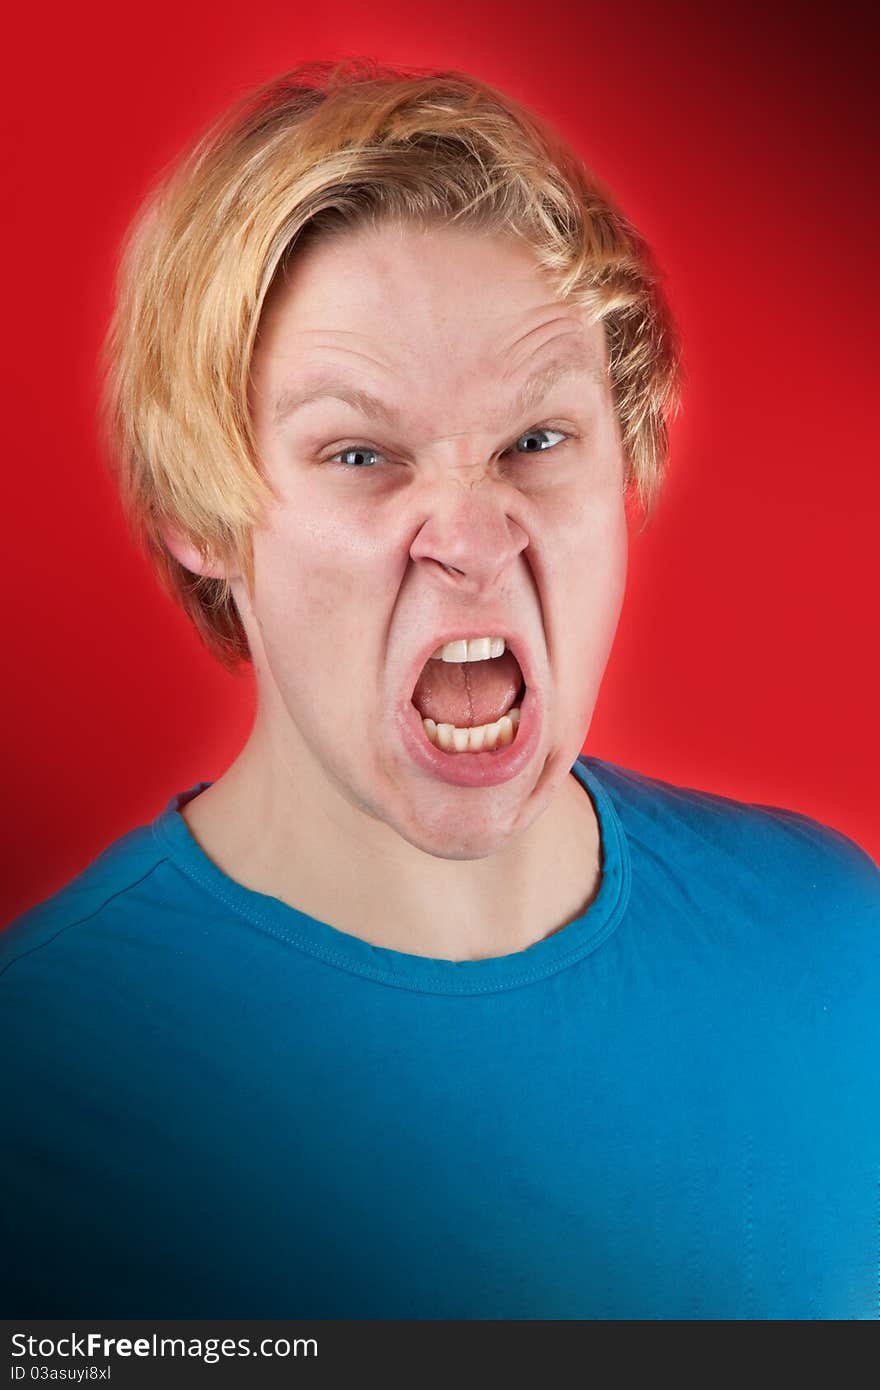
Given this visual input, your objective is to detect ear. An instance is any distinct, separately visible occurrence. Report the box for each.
[160,524,234,580]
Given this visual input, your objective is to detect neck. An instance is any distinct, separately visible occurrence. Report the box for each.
[181,718,601,963]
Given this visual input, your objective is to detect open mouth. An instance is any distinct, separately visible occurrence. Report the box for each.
[410,637,527,755]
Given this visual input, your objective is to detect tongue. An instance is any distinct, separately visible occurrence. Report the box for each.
[412,650,523,727]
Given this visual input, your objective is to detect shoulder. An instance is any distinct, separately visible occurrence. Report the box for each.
[0,819,172,981]
[580,753,879,941]
[583,752,877,873]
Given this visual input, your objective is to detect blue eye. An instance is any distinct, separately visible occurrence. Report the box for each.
[510,427,567,454]
[332,446,383,468]
[329,427,568,469]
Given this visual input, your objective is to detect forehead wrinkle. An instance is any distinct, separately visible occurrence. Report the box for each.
[271,343,605,434]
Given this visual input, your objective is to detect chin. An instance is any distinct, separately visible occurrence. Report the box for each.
[395,777,555,862]
[398,822,515,862]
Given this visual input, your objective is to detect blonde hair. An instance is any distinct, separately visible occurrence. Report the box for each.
[98,57,681,671]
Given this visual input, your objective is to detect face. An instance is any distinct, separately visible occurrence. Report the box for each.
[232,220,628,858]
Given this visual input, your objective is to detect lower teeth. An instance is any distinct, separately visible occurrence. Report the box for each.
[422,707,521,753]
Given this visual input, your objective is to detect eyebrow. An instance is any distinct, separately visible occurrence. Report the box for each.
[271,347,604,432]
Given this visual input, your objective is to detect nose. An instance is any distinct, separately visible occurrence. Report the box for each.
[409,471,529,596]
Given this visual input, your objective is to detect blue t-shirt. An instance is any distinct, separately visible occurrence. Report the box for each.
[1,754,878,1319]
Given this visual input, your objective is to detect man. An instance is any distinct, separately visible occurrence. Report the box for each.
[2,59,877,1319]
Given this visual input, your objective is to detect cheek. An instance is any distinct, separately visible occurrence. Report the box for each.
[587,501,628,638]
[551,484,628,679]
[250,497,404,652]
[600,502,629,612]
[545,469,628,590]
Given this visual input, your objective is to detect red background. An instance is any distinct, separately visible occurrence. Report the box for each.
[3,0,878,924]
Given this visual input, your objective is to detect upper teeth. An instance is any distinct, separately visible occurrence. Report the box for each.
[429,636,506,663]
